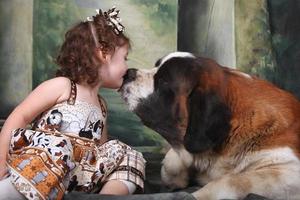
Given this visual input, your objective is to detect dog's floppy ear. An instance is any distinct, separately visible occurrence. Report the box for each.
[183,88,231,153]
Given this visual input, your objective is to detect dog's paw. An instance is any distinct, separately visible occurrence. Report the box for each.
[161,148,190,189]
[161,164,189,189]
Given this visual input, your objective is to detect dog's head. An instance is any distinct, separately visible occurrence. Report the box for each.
[119,52,232,153]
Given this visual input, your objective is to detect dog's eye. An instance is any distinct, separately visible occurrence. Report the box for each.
[158,78,168,87]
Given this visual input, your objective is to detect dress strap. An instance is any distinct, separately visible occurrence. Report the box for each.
[97,94,107,117]
[67,80,77,105]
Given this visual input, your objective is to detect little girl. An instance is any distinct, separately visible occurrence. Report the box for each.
[0,7,145,200]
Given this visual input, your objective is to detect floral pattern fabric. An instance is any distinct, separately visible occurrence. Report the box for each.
[6,80,146,200]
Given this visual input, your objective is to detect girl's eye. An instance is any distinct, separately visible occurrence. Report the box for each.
[125,57,128,61]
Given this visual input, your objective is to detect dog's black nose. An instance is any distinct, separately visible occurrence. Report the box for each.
[123,68,137,84]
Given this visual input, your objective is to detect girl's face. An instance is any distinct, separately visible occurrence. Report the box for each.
[99,45,128,89]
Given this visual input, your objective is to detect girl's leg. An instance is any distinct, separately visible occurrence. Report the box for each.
[99,180,136,195]
[0,176,26,200]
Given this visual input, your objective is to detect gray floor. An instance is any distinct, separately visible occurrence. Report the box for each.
[63,152,271,200]
[64,152,197,200]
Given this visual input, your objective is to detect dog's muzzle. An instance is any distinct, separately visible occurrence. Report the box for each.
[118,68,139,110]
[119,68,137,91]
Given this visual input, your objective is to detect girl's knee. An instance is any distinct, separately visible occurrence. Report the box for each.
[0,176,26,200]
[100,180,136,195]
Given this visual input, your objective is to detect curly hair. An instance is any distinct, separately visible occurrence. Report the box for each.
[56,12,130,86]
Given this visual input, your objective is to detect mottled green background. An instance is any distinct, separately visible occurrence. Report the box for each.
[1,0,299,150]
[31,0,177,148]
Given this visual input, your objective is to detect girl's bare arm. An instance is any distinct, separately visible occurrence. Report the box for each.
[0,77,71,179]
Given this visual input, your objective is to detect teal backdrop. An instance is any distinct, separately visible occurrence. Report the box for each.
[0,0,299,151]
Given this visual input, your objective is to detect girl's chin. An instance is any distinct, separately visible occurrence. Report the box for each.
[105,81,122,90]
[107,85,120,90]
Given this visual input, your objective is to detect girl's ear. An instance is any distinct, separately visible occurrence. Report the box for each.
[96,48,109,63]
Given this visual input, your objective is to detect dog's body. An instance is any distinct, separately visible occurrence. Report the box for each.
[119,52,300,200]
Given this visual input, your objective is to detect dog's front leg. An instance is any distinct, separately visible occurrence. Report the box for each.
[161,148,193,190]
[192,165,300,200]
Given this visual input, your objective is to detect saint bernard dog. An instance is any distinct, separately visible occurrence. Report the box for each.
[119,52,300,200]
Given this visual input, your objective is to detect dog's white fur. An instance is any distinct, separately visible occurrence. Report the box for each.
[120,52,300,200]
[158,52,195,68]
[162,146,300,200]
[122,52,194,111]
[121,68,157,111]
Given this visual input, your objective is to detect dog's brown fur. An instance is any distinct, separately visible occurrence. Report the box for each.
[120,52,300,200]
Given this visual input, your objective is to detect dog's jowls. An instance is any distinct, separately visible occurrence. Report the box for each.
[119,52,300,200]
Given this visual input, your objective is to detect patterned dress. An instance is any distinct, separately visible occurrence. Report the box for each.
[7,80,146,200]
